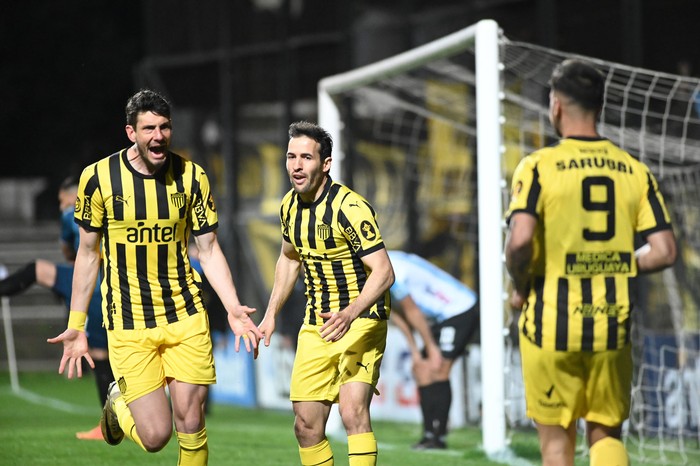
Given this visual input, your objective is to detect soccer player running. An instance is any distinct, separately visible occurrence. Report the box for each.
[258,121,394,466]
[386,250,479,450]
[505,59,677,466]
[48,89,262,466]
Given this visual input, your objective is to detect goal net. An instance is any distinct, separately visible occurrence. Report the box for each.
[319,19,700,465]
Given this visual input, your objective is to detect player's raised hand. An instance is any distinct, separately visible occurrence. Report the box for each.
[47,328,94,379]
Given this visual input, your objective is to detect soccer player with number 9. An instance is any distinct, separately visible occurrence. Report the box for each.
[505,59,677,466]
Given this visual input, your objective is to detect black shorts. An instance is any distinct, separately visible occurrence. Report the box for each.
[424,308,479,360]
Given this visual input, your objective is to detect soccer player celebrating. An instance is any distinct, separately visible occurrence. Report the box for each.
[505,59,677,466]
[48,89,261,465]
[259,121,394,466]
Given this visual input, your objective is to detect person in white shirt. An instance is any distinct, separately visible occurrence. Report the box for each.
[388,250,479,450]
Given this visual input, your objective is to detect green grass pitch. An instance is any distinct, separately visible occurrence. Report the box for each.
[0,371,554,465]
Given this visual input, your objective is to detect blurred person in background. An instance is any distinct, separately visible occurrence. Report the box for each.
[259,121,394,466]
[505,58,677,466]
[387,250,479,450]
[47,89,261,466]
[0,176,111,440]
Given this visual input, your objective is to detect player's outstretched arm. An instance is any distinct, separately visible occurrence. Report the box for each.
[194,231,262,354]
[47,226,100,378]
[47,325,93,379]
[259,240,302,348]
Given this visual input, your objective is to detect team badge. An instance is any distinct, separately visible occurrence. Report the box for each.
[171,192,186,209]
[360,221,376,240]
[317,224,331,241]
[207,193,217,212]
[74,197,81,213]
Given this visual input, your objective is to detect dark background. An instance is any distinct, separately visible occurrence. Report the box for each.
[2,0,699,198]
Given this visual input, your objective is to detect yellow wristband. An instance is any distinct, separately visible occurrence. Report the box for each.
[67,310,87,332]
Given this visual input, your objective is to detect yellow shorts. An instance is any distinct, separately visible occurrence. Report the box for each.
[107,311,216,404]
[520,334,632,428]
[290,318,387,403]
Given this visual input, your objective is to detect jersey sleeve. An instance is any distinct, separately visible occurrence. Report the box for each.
[505,154,541,224]
[190,167,218,236]
[338,191,385,258]
[636,166,673,237]
[74,163,105,232]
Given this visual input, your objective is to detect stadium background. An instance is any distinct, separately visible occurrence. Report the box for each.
[1,0,699,438]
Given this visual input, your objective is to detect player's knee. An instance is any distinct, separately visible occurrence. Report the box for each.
[139,425,173,452]
[294,416,322,444]
[338,403,369,432]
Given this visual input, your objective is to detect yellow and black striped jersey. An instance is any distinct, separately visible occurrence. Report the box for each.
[280,179,391,325]
[74,149,218,330]
[506,137,673,352]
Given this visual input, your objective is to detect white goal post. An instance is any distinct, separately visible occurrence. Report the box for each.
[318,19,507,457]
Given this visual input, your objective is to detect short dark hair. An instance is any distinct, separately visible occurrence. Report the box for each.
[549,59,605,112]
[288,121,333,161]
[125,89,171,127]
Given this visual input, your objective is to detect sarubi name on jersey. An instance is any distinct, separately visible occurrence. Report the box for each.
[556,157,633,173]
[565,251,632,275]
[126,222,178,243]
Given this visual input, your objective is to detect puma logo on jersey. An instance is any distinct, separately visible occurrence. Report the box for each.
[348,202,360,208]
[545,384,555,399]
[356,362,370,372]
[115,195,130,205]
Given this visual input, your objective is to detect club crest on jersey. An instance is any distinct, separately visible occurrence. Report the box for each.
[360,221,376,241]
[74,197,81,213]
[171,192,186,209]
[317,224,331,241]
[207,193,217,212]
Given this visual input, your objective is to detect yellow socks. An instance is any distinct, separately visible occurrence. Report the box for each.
[113,394,145,450]
[348,432,377,466]
[176,427,209,466]
[590,437,629,466]
[299,438,334,465]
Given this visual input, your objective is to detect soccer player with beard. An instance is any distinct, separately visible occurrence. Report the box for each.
[48,89,262,465]
[259,121,394,466]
